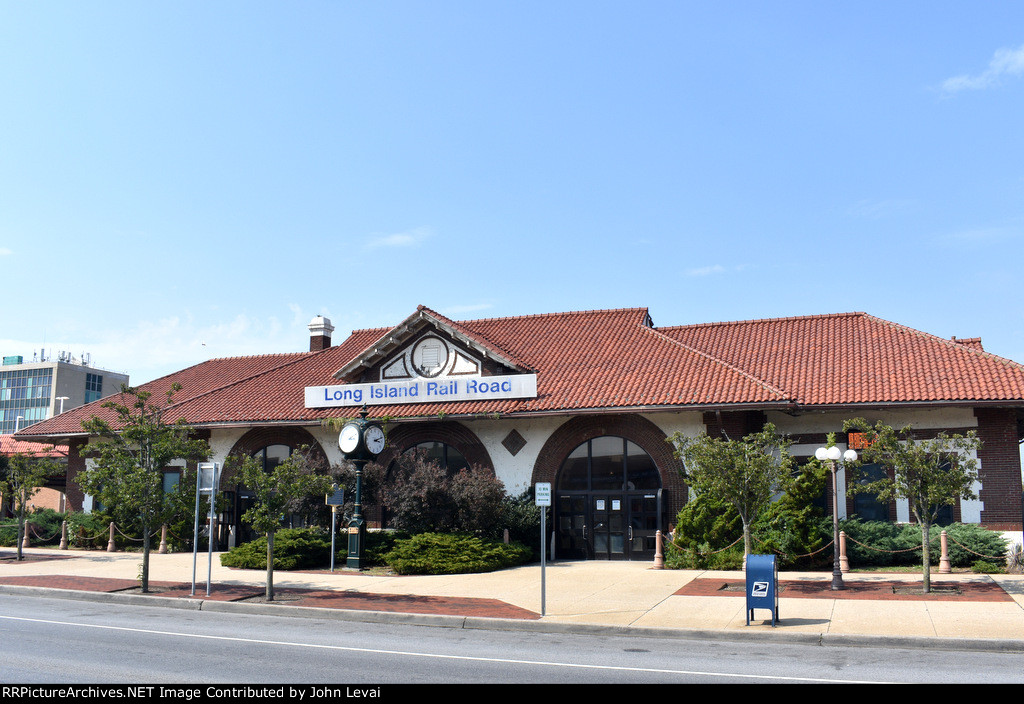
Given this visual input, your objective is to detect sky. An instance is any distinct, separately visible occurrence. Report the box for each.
[2,2,1023,387]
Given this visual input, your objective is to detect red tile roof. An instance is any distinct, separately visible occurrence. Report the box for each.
[15,307,1024,441]
[1,435,67,457]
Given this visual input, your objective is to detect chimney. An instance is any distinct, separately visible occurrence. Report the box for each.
[308,316,335,351]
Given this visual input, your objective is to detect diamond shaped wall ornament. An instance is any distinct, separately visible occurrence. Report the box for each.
[502,429,527,456]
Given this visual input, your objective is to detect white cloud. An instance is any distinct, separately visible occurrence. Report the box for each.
[441,303,495,317]
[0,248,12,256]
[942,44,1024,93]
[685,264,726,277]
[364,227,431,250]
[1,311,306,385]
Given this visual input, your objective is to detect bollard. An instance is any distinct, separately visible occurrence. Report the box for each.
[839,530,849,573]
[939,530,951,573]
[107,522,116,552]
[653,530,664,569]
[503,528,510,544]
[159,524,168,554]
[60,520,68,550]
[22,524,30,549]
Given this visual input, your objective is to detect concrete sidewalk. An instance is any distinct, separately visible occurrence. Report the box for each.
[2,547,1023,652]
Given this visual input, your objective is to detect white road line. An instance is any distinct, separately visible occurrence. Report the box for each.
[0,613,895,684]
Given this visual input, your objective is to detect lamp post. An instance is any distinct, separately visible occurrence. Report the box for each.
[815,445,857,590]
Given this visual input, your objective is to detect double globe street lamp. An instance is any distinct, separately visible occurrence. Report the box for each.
[815,444,858,590]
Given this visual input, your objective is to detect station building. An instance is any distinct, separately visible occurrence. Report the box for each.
[15,306,1024,559]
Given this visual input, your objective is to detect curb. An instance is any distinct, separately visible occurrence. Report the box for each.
[3,583,1023,654]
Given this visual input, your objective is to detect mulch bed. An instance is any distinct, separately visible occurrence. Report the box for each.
[675,577,1014,601]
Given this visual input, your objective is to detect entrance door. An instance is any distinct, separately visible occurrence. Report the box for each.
[554,436,663,561]
[555,490,663,560]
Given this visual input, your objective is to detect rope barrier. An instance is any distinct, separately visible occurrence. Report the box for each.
[663,527,1009,570]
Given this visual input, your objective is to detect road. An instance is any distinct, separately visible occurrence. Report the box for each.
[0,595,1021,684]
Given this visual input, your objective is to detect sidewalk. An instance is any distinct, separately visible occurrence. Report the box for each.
[2,546,1023,652]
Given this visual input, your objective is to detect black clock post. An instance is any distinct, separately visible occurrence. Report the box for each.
[337,405,386,569]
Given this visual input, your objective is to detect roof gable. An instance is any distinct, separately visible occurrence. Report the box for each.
[333,305,533,382]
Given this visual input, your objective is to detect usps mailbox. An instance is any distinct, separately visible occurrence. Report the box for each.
[745,554,779,626]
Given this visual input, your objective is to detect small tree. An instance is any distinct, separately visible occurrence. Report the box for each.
[0,451,62,560]
[234,445,331,601]
[78,384,210,592]
[843,418,982,592]
[669,423,794,559]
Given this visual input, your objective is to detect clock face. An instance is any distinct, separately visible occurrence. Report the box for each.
[365,425,386,455]
[339,424,360,454]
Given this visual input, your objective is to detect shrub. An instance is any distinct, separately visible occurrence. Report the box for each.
[220,528,333,570]
[970,560,1005,574]
[665,492,743,569]
[485,490,542,558]
[383,532,532,575]
[382,449,505,535]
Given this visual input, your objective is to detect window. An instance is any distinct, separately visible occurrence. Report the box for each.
[162,470,181,495]
[404,441,469,473]
[85,373,103,403]
[852,463,889,521]
[252,444,292,471]
[557,436,660,491]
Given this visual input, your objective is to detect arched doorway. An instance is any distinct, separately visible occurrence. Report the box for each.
[555,436,664,560]
[223,427,327,548]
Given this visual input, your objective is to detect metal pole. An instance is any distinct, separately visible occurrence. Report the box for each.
[191,467,200,596]
[540,506,546,616]
[831,460,844,590]
[206,483,215,596]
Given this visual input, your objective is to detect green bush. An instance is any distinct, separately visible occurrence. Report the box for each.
[383,532,532,575]
[484,490,542,558]
[220,528,333,570]
[835,520,1008,569]
[0,508,104,547]
[665,493,743,569]
[971,560,1005,574]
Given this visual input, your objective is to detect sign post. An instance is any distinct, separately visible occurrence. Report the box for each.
[535,482,551,616]
[326,484,345,572]
[191,462,221,597]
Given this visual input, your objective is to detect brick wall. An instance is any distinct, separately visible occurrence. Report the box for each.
[975,408,1023,530]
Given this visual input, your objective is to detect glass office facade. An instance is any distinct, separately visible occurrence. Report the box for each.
[0,368,53,434]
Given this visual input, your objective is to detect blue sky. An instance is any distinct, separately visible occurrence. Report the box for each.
[2,2,1023,387]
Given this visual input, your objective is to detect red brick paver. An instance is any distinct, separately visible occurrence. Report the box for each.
[0,574,541,619]
[675,578,1014,602]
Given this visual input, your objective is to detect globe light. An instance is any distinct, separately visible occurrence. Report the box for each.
[815,447,828,461]
[844,449,858,463]
[827,446,842,461]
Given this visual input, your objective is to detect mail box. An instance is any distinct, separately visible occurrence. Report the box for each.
[745,554,779,626]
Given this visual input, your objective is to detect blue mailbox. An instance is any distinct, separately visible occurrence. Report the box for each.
[745,554,779,626]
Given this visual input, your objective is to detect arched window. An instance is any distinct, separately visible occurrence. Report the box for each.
[557,436,660,491]
[252,443,292,471]
[405,441,470,473]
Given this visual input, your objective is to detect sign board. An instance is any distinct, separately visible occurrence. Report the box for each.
[535,482,551,507]
[305,373,538,408]
[197,462,220,495]
[326,485,345,506]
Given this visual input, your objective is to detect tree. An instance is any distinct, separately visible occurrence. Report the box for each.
[669,423,794,559]
[77,384,210,592]
[234,445,331,601]
[0,451,62,560]
[843,418,982,592]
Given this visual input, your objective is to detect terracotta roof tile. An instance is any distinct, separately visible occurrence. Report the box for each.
[16,308,1024,440]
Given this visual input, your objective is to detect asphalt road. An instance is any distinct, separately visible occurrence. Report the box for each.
[1,595,1022,685]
